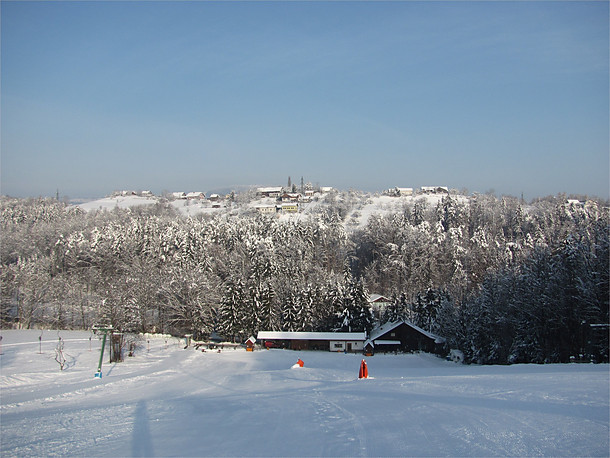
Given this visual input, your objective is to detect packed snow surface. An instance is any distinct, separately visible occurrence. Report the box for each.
[1,331,608,457]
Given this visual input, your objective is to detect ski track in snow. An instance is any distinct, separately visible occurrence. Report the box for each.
[1,330,608,457]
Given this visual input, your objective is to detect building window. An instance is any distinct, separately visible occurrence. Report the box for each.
[334,343,343,349]
[390,332,396,337]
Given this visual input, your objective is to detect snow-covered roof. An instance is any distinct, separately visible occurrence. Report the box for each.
[368,320,446,344]
[369,294,390,303]
[374,340,401,346]
[368,320,404,341]
[364,338,402,348]
[404,321,446,344]
[257,331,366,341]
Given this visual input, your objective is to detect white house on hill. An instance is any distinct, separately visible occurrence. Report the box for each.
[186,192,206,200]
[255,205,277,214]
[368,294,390,318]
[385,187,413,197]
[257,187,283,198]
[420,186,449,194]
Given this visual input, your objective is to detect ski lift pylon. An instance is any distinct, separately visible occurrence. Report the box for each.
[92,324,113,378]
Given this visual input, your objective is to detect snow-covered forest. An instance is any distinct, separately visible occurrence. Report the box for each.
[1,190,608,364]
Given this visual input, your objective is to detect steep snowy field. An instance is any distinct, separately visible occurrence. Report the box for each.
[1,330,608,457]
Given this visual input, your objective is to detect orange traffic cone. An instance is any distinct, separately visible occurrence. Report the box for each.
[359,359,368,379]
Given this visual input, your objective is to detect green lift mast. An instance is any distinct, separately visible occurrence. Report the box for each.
[92,325,113,378]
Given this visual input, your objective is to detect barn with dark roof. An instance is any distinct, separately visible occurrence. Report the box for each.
[364,320,446,355]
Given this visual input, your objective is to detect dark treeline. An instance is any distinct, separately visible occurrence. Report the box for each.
[1,192,608,364]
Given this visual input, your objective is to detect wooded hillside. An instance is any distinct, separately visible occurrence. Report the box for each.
[2,191,607,364]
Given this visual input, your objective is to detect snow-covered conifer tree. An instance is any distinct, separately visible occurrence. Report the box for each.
[383,293,408,323]
[218,278,248,343]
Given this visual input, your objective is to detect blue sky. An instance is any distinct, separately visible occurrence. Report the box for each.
[1,1,608,199]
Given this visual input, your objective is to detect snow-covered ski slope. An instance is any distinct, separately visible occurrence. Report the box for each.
[1,330,608,457]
